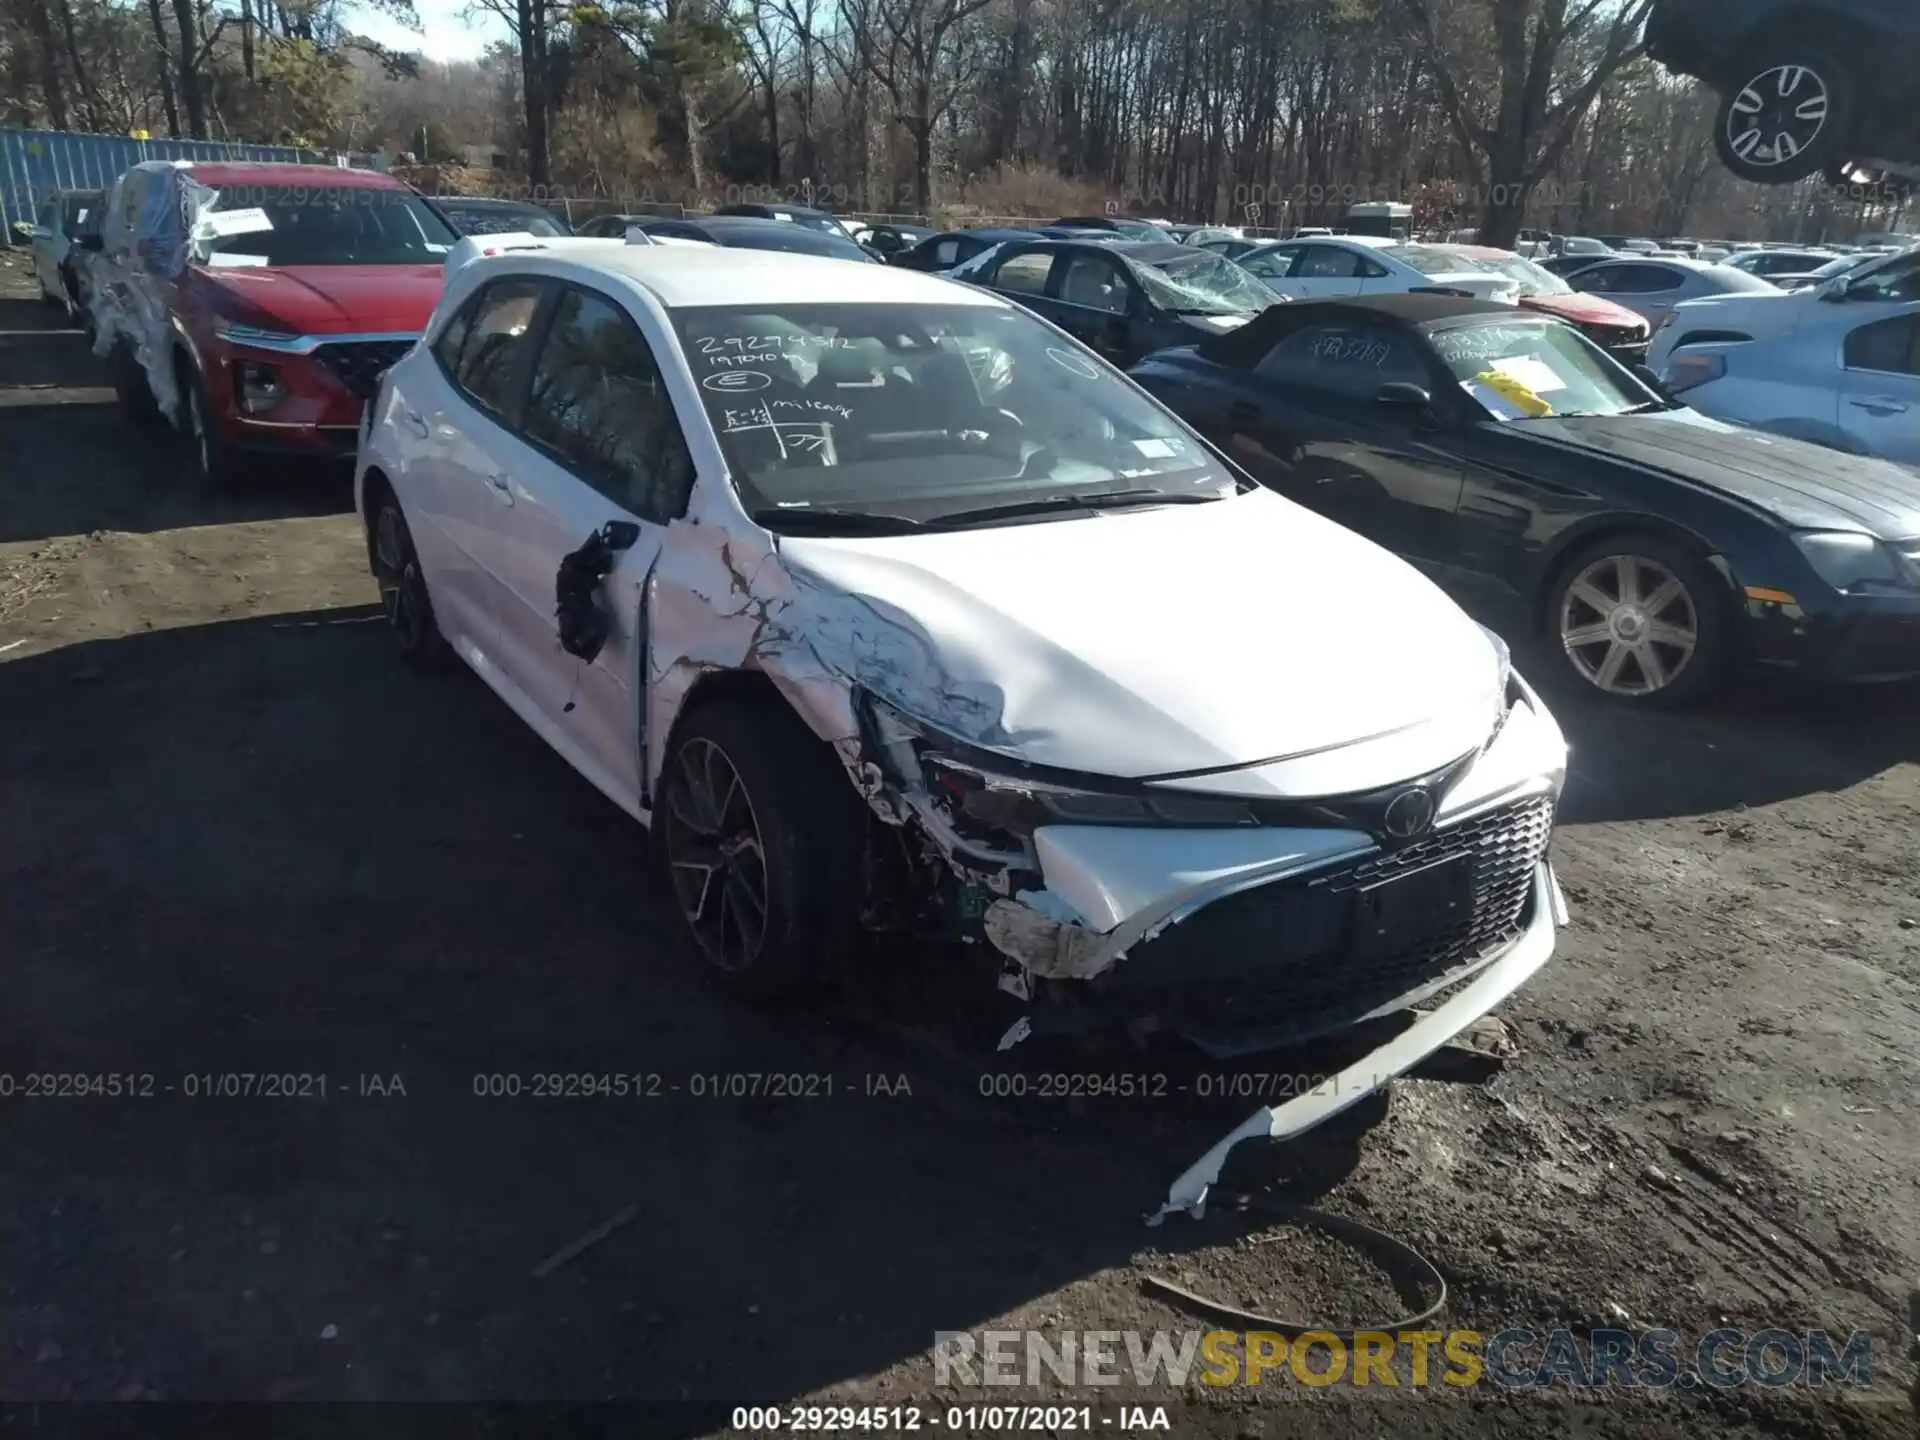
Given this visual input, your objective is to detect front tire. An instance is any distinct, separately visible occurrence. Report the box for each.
[1545,534,1731,707]
[179,363,242,491]
[659,699,867,1002]
[368,489,449,670]
[1713,48,1853,184]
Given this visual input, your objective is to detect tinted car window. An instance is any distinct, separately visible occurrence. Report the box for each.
[522,286,695,521]
[1845,253,1920,303]
[1254,323,1430,395]
[450,279,546,421]
[1844,315,1920,375]
[1060,255,1128,312]
[1576,263,1682,294]
[992,251,1055,295]
[1297,245,1368,279]
[1240,246,1299,280]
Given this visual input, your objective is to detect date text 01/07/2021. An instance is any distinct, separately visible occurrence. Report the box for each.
[973,1071,1379,1101]
[732,1404,1173,1432]
[0,1073,403,1099]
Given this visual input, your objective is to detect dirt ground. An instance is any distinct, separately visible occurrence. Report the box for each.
[1,252,1916,1438]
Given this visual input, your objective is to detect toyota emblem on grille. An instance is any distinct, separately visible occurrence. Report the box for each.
[1382,787,1435,840]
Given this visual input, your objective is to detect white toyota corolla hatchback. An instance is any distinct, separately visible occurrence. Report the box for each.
[356,234,1571,1217]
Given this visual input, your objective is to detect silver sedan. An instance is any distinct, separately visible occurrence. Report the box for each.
[1563,256,1780,326]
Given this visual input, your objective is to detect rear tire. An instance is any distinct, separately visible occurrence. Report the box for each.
[659,699,867,1002]
[1542,533,1731,708]
[1713,47,1853,185]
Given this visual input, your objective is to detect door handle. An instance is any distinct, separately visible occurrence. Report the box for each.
[402,409,429,438]
[485,471,514,504]
[1848,396,1909,414]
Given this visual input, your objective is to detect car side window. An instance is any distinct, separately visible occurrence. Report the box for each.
[1253,322,1431,396]
[1240,246,1300,280]
[1059,255,1128,312]
[521,285,696,523]
[933,239,962,266]
[448,279,547,423]
[1845,254,1920,304]
[991,250,1054,295]
[432,291,481,374]
[1297,246,1366,279]
[1843,315,1920,375]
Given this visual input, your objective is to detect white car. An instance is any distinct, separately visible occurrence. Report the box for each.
[1649,245,1920,366]
[1562,255,1780,326]
[1237,236,1520,303]
[24,187,102,312]
[354,237,1571,1218]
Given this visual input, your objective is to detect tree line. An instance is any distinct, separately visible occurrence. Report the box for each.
[2,0,1909,244]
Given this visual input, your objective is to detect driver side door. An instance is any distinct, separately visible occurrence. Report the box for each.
[483,281,699,813]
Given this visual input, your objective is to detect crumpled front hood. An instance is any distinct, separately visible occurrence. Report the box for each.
[774,488,1508,794]
[193,263,444,335]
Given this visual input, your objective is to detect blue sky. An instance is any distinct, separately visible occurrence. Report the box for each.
[350,0,508,63]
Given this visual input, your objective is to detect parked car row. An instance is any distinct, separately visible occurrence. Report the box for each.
[46,153,1920,1200]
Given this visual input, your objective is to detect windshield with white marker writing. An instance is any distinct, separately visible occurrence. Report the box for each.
[671,302,1233,528]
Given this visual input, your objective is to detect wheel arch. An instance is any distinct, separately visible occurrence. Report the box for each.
[358,466,395,576]
[1530,514,1742,633]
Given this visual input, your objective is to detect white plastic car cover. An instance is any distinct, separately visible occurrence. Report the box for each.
[89,161,222,423]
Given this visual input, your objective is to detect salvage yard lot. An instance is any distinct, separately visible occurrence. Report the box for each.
[0,256,1916,1437]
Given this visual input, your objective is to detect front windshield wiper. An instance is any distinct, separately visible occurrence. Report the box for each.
[934,487,1228,526]
[749,507,937,534]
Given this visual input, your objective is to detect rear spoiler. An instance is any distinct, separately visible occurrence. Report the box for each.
[443,229,713,275]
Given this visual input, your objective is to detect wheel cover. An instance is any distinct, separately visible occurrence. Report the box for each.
[1560,553,1700,697]
[664,738,770,973]
[372,504,425,650]
[1726,64,1831,169]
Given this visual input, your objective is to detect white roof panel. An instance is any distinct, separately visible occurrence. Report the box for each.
[568,246,1002,310]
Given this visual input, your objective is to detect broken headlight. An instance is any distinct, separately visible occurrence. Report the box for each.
[863,694,1257,839]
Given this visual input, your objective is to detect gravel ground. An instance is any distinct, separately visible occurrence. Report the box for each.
[1,253,1915,1437]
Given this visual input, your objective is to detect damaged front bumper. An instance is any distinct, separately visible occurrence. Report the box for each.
[1147,859,1568,1224]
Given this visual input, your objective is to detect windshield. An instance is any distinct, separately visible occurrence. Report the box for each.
[671,301,1233,524]
[1133,250,1273,313]
[1428,318,1649,421]
[198,184,456,267]
[1477,254,1572,296]
[441,202,568,237]
[1389,244,1485,277]
[1704,264,1784,293]
[1808,254,1873,279]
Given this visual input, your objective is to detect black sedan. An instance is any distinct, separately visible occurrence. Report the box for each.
[432,196,572,237]
[1131,294,1920,704]
[949,237,1281,366]
[621,214,879,263]
[890,227,1043,273]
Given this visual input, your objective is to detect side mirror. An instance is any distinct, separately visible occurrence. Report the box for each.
[1374,381,1433,408]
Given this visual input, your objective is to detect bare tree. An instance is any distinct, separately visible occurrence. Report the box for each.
[1398,0,1654,245]
[846,0,996,213]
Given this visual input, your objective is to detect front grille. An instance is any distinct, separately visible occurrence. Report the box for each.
[1093,794,1556,1045]
[313,339,417,400]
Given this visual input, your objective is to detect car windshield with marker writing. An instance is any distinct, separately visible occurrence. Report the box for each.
[1427,317,1654,421]
[671,301,1234,531]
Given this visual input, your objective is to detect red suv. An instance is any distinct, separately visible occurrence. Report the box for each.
[87,160,456,486]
